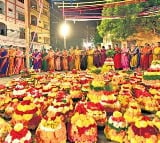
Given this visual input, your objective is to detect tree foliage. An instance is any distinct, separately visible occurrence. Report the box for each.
[97,0,160,40]
[93,31,103,45]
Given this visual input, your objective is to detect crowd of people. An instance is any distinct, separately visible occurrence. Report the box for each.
[0,42,160,77]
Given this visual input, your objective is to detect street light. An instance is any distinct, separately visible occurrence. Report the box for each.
[60,21,70,49]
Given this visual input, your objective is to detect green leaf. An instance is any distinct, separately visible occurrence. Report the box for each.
[107,122,128,132]
[97,0,160,40]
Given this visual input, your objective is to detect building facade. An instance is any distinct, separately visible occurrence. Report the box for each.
[0,0,51,49]
[29,0,51,50]
[0,0,25,47]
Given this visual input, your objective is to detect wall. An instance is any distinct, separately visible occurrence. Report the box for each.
[0,0,25,46]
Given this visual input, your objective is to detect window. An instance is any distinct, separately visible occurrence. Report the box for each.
[0,22,7,36]
[0,8,3,14]
[44,37,50,44]
[0,1,4,14]
[44,23,49,30]
[8,8,13,12]
[30,0,37,10]
[19,28,25,39]
[31,15,37,26]
[31,32,38,42]
[18,13,25,21]
[18,0,24,3]
[43,10,48,16]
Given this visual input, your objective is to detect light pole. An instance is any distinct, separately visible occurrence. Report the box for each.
[64,36,66,49]
[60,21,70,49]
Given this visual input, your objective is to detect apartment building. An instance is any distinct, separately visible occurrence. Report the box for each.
[0,0,51,49]
[0,0,25,46]
[29,0,51,50]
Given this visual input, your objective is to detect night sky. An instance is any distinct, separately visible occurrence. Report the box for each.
[51,0,103,48]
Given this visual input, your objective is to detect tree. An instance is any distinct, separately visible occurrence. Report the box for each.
[93,31,103,45]
[97,0,160,40]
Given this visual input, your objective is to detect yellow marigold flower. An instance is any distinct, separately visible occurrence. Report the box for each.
[14,123,23,132]
[113,111,122,118]
[23,114,33,121]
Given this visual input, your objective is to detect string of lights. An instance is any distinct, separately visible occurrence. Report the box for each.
[51,0,149,21]
[65,9,160,21]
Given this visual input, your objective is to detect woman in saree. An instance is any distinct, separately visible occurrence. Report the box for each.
[100,46,106,66]
[113,44,122,70]
[14,47,24,74]
[62,49,68,71]
[80,50,87,70]
[75,47,81,70]
[47,49,55,71]
[7,46,16,76]
[149,43,155,66]
[121,44,129,70]
[0,47,9,77]
[153,42,160,60]
[32,49,42,72]
[93,47,101,68]
[68,47,75,71]
[41,49,48,72]
[55,49,62,71]
[87,47,94,69]
[129,44,140,70]
[140,43,150,70]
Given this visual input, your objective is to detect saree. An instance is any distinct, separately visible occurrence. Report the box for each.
[75,50,81,70]
[68,50,75,71]
[47,51,55,71]
[42,52,48,72]
[62,51,68,71]
[87,49,94,69]
[93,49,101,68]
[121,47,129,69]
[14,50,24,74]
[80,54,87,70]
[113,47,122,70]
[153,47,160,60]
[140,47,149,70]
[100,48,106,66]
[0,49,9,77]
[7,48,16,76]
[55,52,62,71]
[33,52,42,70]
[130,47,140,69]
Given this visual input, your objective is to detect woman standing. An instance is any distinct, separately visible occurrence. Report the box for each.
[113,44,122,70]
[62,49,68,71]
[93,47,101,68]
[32,49,42,72]
[41,49,48,72]
[80,50,87,70]
[149,43,155,66]
[100,46,106,66]
[55,49,62,71]
[140,43,150,70]
[87,47,94,69]
[153,42,160,60]
[7,46,16,76]
[75,47,81,70]
[68,47,75,71]
[14,47,24,74]
[47,49,55,71]
[121,44,129,70]
[0,46,9,77]
[129,44,140,70]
